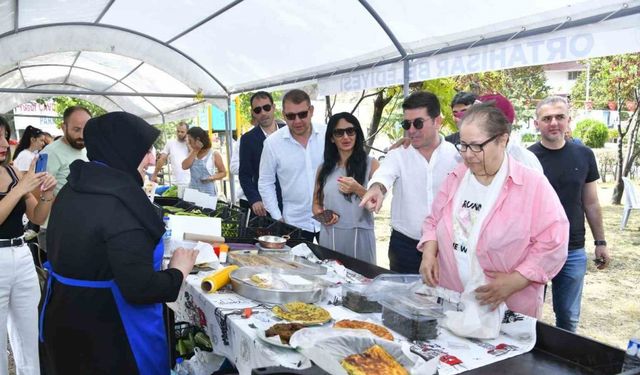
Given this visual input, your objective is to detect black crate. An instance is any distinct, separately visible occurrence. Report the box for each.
[241,215,303,239]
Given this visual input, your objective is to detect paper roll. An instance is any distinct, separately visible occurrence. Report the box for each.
[201,265,239,293]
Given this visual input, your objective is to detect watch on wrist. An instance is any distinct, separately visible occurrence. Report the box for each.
[594,240,607,246]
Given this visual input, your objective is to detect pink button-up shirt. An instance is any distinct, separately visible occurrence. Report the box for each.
[418,156,569,317]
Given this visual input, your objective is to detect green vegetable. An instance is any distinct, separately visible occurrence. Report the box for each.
[194,332,212,350]
[162,185,178,197]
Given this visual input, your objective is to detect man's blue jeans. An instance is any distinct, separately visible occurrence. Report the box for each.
[552,248,587,332]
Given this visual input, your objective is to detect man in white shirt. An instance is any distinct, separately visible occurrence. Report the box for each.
[361,91,459,273]
[259,89,326,241]
[151,122,190,185]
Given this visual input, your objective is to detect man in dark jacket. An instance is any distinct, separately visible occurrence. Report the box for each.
[239,91,284,216]
[42,112,198,375]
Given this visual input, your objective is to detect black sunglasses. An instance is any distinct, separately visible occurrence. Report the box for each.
[401,117,429,130]
[284,110,309,121]
[455,134,502,153]
[332,127,356,138]
[252,104,272,114]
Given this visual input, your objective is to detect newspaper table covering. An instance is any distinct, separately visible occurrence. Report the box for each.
[169,244,536,375]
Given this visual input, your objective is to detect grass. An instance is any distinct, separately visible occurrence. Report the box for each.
[374,182,640,349]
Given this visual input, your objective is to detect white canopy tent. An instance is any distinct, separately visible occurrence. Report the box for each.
[0,0,639,199]
[1,0,639,116]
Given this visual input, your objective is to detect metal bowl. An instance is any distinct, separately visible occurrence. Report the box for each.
[230,266,325,304]
[257,235,290,249]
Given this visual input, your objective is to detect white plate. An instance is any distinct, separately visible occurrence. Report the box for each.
[255,329,295,350]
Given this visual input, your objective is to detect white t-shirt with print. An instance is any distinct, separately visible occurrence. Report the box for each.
[452,175,490,286]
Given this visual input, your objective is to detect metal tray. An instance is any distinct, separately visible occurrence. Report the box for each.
[228,252,327,275]
[230,267,326,304]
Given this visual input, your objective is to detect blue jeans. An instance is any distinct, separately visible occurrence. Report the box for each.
[552,248,587,332]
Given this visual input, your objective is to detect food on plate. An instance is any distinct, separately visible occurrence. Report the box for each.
[272,302,331,325]
[334,320,393,341]
[264,323,305,345]
[340,344,408,375]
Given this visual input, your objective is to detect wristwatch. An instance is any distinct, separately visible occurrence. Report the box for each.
[594,240,607,246]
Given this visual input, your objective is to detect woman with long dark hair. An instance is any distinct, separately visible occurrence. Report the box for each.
[0,116,56,374]
[13,125,45,171]
[313,112,379,263]
[182,127,226,198]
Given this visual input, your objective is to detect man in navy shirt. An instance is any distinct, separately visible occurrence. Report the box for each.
[239,91,284,216]
[528,96,611,332]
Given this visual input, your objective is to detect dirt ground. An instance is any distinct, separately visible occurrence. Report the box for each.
[374,182,639,350]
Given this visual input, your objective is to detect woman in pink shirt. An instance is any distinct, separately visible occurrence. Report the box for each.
[418,102,568,318]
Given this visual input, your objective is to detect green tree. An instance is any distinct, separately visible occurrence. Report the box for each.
[454,66,550,128]
[38,96,107,127]
[571,53,640,204]
[574,119,608,148]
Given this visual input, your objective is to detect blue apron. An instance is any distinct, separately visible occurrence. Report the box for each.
[40,241,169,375]
[189,150,217,197]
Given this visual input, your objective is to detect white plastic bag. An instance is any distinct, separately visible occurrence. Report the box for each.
[183,348,225,375]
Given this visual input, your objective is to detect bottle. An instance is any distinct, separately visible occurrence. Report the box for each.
[163,216,172,250]
[622,332,640,372]
[173,357,189,375]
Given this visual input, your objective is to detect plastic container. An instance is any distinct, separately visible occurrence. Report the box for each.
[163,216,172,249]
[341,283,382,313]
[173,357,189,375]
[379,293,444,341]
[622,330,640,372]
[218,244,229,263]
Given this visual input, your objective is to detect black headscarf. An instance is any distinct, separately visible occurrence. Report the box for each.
[67,112,164,241]
[84,112,159,186]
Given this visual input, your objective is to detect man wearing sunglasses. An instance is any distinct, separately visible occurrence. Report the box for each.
[360,91,459,273]
[259,89,326,241]
[239,91,285,217]
[443,93,542,173]
[445,91,477,145]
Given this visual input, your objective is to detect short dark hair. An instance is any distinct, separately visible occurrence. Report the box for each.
[451,91,477,107]
[402,91,441,119]
[63,106,91,124]
[282,89,311,109]
[250,91,274,107]
[460,101,511,137]
[186,127,211,149]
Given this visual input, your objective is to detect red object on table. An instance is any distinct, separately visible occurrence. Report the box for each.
[214,246,220,257]
[441,354,463,366]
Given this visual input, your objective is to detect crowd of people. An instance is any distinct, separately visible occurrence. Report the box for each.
[0,86,612,374]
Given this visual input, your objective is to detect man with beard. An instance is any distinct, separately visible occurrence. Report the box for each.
[151,121,190,185]
[239,91,284,216]
[38,105,91,251]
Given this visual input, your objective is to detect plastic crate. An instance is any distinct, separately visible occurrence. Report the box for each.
[241,215,303,239]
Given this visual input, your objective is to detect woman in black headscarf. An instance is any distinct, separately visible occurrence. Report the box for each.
[41,112,198,375]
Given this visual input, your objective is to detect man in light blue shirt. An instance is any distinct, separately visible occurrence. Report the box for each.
[259,89,326,241]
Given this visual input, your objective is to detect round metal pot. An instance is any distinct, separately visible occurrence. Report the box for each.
[257,235,290,249]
